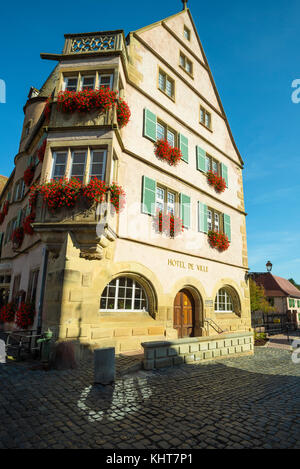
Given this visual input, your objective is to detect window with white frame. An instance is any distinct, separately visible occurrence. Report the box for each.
[100,277,148,311]
[215,288,234,313]
[62,72,114,92]
[155,186,176,215]
[207,207,221,232]
[156,121,176,147]
[51,148,107,184]
[158,69,175,99]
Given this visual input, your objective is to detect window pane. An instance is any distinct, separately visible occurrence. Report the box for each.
[166,79,173,97]
[90,151,106,181]
[205,156,211,172]
[99,75,112,89]
[212,161,218,174]
[205,113,211,128]
[82,76,95,90]
[53,152,67,180]
[157,123,165,141]
[200,108,205,124]
[65,78,77,91]
[71,151,86,182]
[186,61,192,74]
[207,210,212,231]
[180,54,185,68]
[167,130,175,147]
[158,72,166,91]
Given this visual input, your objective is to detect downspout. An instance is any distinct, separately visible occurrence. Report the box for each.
[37,247,49,335]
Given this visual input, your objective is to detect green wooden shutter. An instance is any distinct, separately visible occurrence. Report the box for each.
[221,163,228,187]
[196,146,206,172]
[143,109,157,142]
[142,176,156,216]
[223,214,231,242]
[198,202,208,233]
[180,194,191,228]
[16,209,22,228]
[179,134,189,163]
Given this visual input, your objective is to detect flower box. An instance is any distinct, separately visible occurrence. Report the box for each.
[23,165,35,187]
[208,230,230,252]
[154,139,182,166]
[11,227,24,249]
[154,210,184,238]
[207,170,226,193]
[55,89,130,128]
[15,302,35,330]
[0,303,15,324]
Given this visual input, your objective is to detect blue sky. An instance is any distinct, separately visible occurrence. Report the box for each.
[0,0,299,281]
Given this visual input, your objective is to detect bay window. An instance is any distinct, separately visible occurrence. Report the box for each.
[51,147,107,184]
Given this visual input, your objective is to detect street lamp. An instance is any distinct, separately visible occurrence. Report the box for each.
[266,261,273,273]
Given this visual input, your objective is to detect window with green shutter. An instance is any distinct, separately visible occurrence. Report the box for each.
[221,163,228,187]
[180,194,191,229]
[143,109,157,142]
[142,176,156,216]
[198,202,208,233]
[223,214,231,242]
[196,146,206,172]
[179,134,189,163]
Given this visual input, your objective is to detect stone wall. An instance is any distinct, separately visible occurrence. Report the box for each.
[142,332,254,370]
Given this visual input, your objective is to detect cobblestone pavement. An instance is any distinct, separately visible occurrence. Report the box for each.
[1,347,300,449]
[266,333,300,351]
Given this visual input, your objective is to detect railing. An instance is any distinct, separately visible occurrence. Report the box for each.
[204,318,225,335]
[63,31,128,62]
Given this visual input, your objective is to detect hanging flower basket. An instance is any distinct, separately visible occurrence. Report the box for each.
[23,212,36,235]
[207,170,226,193]
[153,210,184,238]
[23,165,35,187]
[0,303,15,324]
[37,139,47,163]
[116,98,131,128]
[11,227,24,249]
[154,139,182,166]
[208,230,230,252]
[29,178,126,214]
[15,302,35,330]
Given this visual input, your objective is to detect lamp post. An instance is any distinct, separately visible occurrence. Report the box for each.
[266,261,273,273]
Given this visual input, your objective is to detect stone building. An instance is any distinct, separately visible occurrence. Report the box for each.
[251,272,300,328]
[0,2,253,356]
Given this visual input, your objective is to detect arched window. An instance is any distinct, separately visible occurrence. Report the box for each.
[215,288,234,313]
[100,277,148,312]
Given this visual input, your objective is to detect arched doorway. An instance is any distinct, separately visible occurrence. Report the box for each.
[174,289,195,338]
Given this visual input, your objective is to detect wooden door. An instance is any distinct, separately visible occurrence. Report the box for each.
[174,290,195,338]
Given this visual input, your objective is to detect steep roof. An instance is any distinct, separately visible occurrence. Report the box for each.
[252,273,300,299]
[0,176,8,195]
[132,7,244,166]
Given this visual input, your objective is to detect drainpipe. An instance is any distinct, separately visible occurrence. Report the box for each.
[37,247,49,335]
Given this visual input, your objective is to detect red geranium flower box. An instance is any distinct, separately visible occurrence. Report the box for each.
[154,210,184,238]
[0,303,15,324]
[11,227,24,249]
[24,165,35,187]
[208,230,230,252]
[15,302,35,330]
[154,139,182,166]
[207,170,226,193]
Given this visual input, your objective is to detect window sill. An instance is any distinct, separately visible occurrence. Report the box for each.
[199,121,213,133]
[158,87,175,103]
[179,65,194,79]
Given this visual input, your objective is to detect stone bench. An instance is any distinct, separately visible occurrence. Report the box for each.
[141,332,254,370]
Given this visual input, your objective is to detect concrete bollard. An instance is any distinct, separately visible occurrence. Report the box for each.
[0,339,6,364]
[94,347,115,385]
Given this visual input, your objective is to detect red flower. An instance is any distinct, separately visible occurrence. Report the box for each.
[23,212,35,235]
[208,230,230,252]
[11,227,24,248]
[116,99,131,128]
[37,139,47,163]
[0,303,15,324]
[154,140,182,166]
[207,170,226,193]
[154,210,184,238]
[23,165,35,187]
[15,302,35,330]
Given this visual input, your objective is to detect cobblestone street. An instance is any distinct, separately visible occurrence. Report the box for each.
[1,347,300,449]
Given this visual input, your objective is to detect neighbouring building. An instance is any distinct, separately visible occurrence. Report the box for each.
[0,2,253,358]
[251,272,300,329]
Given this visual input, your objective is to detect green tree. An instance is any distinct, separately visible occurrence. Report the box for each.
[289,278,300,290]
[249,279,276,313]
